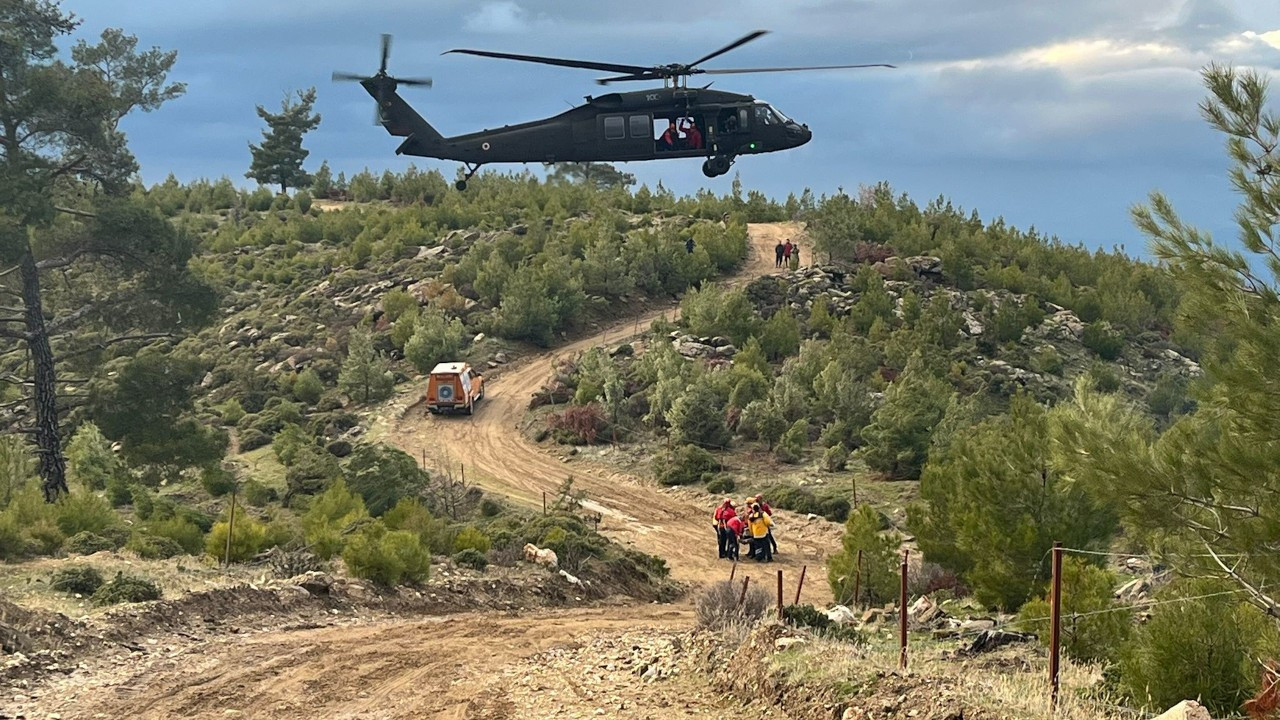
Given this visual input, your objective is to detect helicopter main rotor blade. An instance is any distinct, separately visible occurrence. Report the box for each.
[595,72,663,85]
[380,33,392,74]
[444,48,653,76]
[686,30,768,69]
[332,71,367,82]
[701,63,896,75]
[396,77,433,87]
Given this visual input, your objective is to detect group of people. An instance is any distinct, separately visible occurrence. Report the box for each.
[713,496,778,563]
[774,239,800,269]
[658,117,704,151]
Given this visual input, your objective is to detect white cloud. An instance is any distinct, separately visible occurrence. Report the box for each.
[463,1,546,34]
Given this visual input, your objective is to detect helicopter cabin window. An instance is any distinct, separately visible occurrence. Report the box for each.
[754,104,781,125]
[603,116,626,140]
[629,115,650,139]
[655,115,705,152]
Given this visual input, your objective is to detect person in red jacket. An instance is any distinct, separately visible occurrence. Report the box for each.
[713,499,737,558]
[724,513,744,561]
[658,120,679,151]
[680,117,703,150]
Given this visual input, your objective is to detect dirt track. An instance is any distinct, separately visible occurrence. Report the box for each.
[31,223,841,720]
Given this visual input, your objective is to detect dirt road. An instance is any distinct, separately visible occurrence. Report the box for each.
[387,221,835,601]
[27,223,841,720]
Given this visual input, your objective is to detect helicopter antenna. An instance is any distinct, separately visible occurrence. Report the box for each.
[447,30,894,87]
[333,34,433,124]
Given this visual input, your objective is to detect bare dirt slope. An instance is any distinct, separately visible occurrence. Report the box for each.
[22,223,842,720]
[386,221,835,601]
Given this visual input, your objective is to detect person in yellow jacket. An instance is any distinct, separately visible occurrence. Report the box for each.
[747,503,773,563]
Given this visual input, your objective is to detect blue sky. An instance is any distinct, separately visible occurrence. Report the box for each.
[69,0,1279,254]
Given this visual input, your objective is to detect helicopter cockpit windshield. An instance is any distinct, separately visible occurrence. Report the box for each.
[753,102,790,126]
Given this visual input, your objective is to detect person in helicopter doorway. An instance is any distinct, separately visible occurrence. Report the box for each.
[680,117,703,150]
[658,119,679,151]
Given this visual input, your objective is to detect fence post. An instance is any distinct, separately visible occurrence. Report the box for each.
[542,491,547,515]
[730,562,737,582]
[794,565,807,605]
[899,549,909,670]
[223,489,236,568]
[737,576,751,608]
[854,549,863,609]
[777,570,784,621]
[1050,541,1063,712]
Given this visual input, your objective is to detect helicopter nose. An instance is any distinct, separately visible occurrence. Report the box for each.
[786,122,811,147]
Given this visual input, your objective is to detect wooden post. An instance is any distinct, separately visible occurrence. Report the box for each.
[851,474,858,510]
[461,463,465,485]
[223,488,236,568]
[737,576,751,608]
[729,562,737,582]
[1050,541,1064,711]
[776,569,784,621]
[542,491,547,515]
[899,549,909,670]
[794,565,807,605]
[853,549,863,609]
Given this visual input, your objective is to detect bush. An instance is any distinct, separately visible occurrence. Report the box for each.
[775,419,808,464]
[382,497,452,554]
[242,479,276,507]
[828,505,900,606]
[130,485,155,520]
[655,444,721,486]
[695,579,772,629]
[345,444,429,517]
[1118,580,1277,716]
[205,511,270,563]
[216,399,246,426]
[452,548,488,571]
[200,466,237,497]
[64,531,115,555]
[55,490,119,537]
[239,428,271,451]
[1018,558,1130,663]
[822,442,850,472]
[105,474,132,508]
[342,522,431,586]
[127,532,185,559]
[51,566,105,595]
[1082,321,1124,360]
[293,369,324,405]
[668,382,730,449]
[405,311,467,374]
[1087,361,1122,393]
[302,479,370,559]
[547,404,608,445]
[91,573,162,605]
[817,497,851,523]
[66,423,120,491]
[479,498,503,517]
[146,515,205,555]
[452,526,492,554]
[705,475,736,495]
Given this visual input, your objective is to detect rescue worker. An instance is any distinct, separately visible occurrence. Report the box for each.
[713,499,737,558]
[658,120,679,151]
[680,117,703,150]
[747,502,773,562]
[738,501,754,559]
[783,240,793,264]
[724,511,744,561]
[754,494,778,555]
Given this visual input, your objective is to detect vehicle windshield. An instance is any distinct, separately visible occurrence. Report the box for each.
[769,104,792,124]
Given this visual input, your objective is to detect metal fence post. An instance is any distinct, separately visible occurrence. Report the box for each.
[899,549,909,670]
[1050,541,1064,712]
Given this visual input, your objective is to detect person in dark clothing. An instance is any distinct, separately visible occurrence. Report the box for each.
[774,241,785,268]
[658,120,678,151]
[686,237,695,254]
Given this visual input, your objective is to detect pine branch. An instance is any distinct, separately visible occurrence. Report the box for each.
[43,303,95,335]
[36,248,90,270]
[57,332,175,360]
[0,327,28,341]
[1205,542,1280,620]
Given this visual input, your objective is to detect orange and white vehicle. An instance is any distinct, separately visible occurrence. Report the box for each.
[426,361,485,415]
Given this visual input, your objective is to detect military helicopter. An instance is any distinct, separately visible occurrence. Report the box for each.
[332,32,892,190]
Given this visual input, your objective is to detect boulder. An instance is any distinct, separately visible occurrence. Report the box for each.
[908,595,946,625]
[714,344,738,357]
[825,605,858,626]
[905,255,943,276]
[774,637,807,651]
[1151,701,1211,720]
[558,569,584,588]
[295,572,334,596]
[963,629,1035,655]
[494,352,509,364]
[522,543,559,569]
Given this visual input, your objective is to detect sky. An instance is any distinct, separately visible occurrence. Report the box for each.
[68,0,1280,255]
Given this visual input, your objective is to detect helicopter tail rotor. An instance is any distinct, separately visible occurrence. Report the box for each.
[332,34,433,124]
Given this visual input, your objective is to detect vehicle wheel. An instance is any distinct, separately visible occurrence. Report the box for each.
[710,156,733,176]
[455,179,468,191]
[702,159,717,178]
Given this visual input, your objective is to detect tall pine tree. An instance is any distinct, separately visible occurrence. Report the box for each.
[246,87,321,194]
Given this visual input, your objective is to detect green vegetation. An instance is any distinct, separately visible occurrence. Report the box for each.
[246,87,321,195]
[91,573,163,606]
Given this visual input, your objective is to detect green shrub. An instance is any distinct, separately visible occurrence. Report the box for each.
[1018,558,1130,663]
[1031,346,1064,376]
[66,423,120,491]
[146,515,205,555]
[822,442,849,472]
[775,419,808,464]
[51,566,105,595]
[479,498,503,517]
[782,603,864,644]
[239,428,271,451]
[55,490,119,537]
[382,498,453,554]
[127,532,185,559]
[131,486,155,520]
[242,479,276,507]
[1087,361,1122,393]
[64,531,115,555]
[452,548,488,571]
[818,497,851,523]
[452,526,492,554]
[344,444,429,516]
[705,475,736,495]
[342,522,431,586]
[1118,580,1277,716]
[655,444,721,486]
[105,474,131,508]
[1082,321,1124,360]
[216,399,246,425]
[293,369,324,405]
[200,466,237,497]
[302,478,369,559]
[2,487,64,555]
[828,505,900,606]
[273,424,312,466]
[205,511,270,563]
[91,573,162,605]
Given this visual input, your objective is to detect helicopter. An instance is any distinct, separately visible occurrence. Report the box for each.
[333,32,893,190]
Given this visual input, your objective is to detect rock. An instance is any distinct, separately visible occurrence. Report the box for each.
[325,440,354,458]
[1151,701,1211,720]
[905,255,943,276]
[1116,577,1151,602]
[295,572,333,596]
[909,595,946,625]
[523,543,559,569]
[774,637,807,651]
[860,608,885,625]
[558,570,584,588]
[510,224,528,236]
[962,629,1034,655]
[418,245,449,259]
[200,372,215,388]
[494,352,509,364]
[473,332,486,344]
[806,513,819,522]
[674,339,715,358]
[825,605,858,625]
[714,344,738,357]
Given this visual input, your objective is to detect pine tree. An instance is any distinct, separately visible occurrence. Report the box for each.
[859,357,951,480]
[338,327,394,404]
[668,382,730,449]
[828,505,900,605]
[246,88,321,194]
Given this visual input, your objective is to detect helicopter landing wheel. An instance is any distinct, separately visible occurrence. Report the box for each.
[456,162,483,191]
[703,155,734,178]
